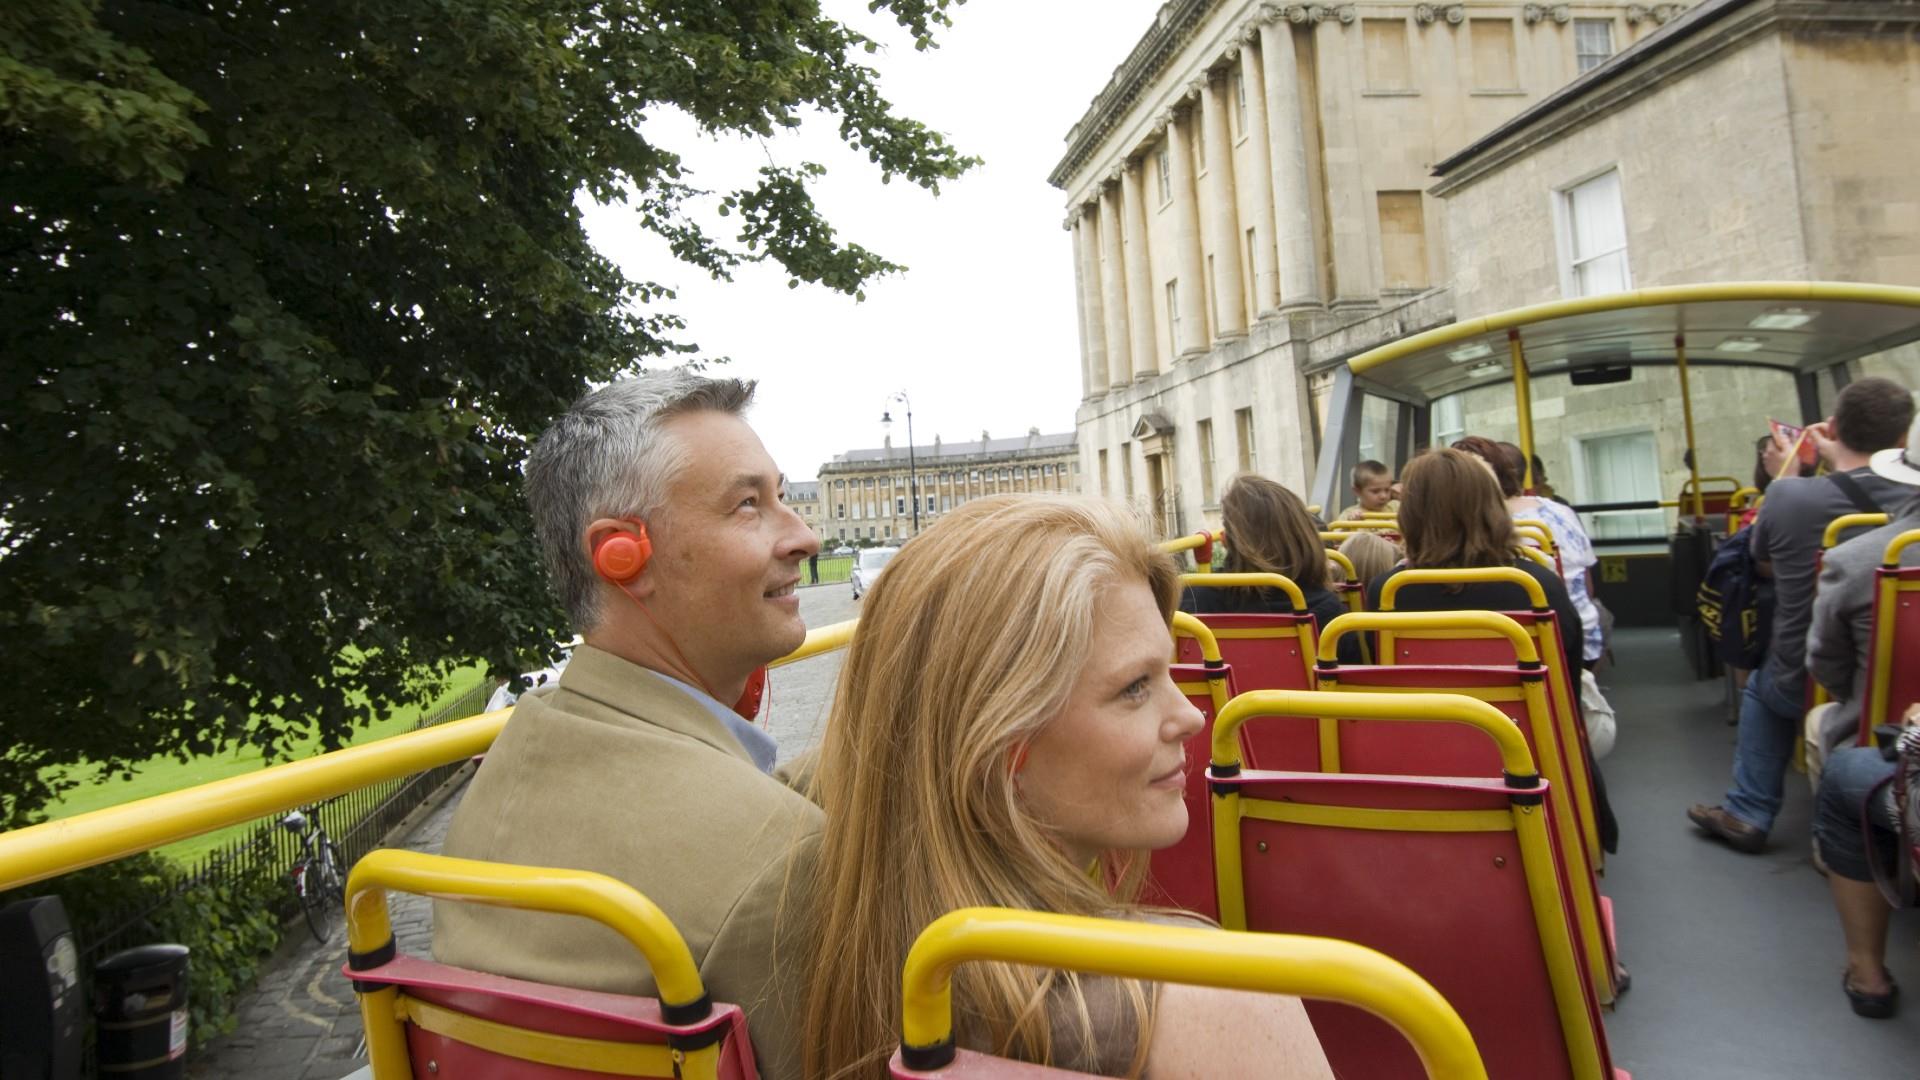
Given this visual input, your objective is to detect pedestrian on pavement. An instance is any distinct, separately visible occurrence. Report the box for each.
[809,550,819,585]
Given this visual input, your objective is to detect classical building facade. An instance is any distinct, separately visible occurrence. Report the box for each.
[1425,0,1920,536]
[785,480,827,541]
[815,431,1081,544]
[1056,0,1676,532]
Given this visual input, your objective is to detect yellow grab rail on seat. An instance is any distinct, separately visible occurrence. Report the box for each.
[1824,513,1890,549]
[1377,566,1550,612]
[897,907,1486,1080]
[1171,611,1225,665]
[1177,571,1307,613]
[1317,610,1541,667]
[1512,521,1556,553]
[1887,530,1920,566]
[1729,486,1762,512]
[345,850,718,1080]
[1326,549,1358,582]
[0,711,510,892]
[1327,518,1401,532]
[1210,689,1535,781]
[1516,546,1556,571]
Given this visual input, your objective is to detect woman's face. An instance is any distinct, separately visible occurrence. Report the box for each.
[1018,579,1205,867]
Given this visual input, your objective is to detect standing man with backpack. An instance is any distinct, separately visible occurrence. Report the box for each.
[1689,378,1915,853]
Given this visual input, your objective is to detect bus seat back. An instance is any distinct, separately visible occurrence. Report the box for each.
[1144,663,1238,918]
[1174,613,1321,770]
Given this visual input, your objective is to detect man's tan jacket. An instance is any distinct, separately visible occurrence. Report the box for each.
[433,645,822,1080]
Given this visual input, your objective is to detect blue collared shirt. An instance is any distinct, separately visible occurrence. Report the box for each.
[653,672,778,774]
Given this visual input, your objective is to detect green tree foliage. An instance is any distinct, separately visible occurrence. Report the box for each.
[0,0,976,828]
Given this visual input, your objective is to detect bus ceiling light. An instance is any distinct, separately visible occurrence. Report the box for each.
[1447,342,1494,364]
[1465,362,1504,378]
[1717,336,1767,353]
[1749,307,1816,331]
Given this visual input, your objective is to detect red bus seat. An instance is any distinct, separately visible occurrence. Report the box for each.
[1375,568,1605,875]
[1860,529,1920,746]
[890,908,1489,1079]
[344,850,757,1080]
[1316,612,1619,1006]
[1174,574,1328,771]
[1209,690,1619,1080]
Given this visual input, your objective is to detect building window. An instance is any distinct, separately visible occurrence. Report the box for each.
[885,525,892,538]
[1120,442,1135,497]
[926,495,936,512]
[970,469,980,481]
[1363,18,1411,91]
[1156,149,1171,203]
[941,495,951,511]
[896,497,905,514]
[1560,169,1630,298]
[837,504,845,519]
[1575,19,1614,74]
[1235,407,1257,473]
[1165,279,1182,358]
[1575,429,1664,539]
[1099,449,1110,494]
[1233,70,1247,135]
[838,528,846,539]
[1471,18,1518,90]
[1376,191,1429,290]
[1431,395,1466,447]
[1198,418,1217,504]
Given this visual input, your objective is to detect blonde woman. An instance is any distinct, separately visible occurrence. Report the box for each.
[1336,530,1401,593]
[799,495,1332,1079]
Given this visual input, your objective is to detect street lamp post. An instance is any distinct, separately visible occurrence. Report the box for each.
[881,391,920,535]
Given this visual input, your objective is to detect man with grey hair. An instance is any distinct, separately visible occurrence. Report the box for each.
[434,369,822,1078]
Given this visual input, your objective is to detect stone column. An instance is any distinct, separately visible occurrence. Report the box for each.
[1258,13,1322,311]
[1311,12,1374,311]
[1074,205,1108,398]
[1199,70,1246,340]
[1068,213,1095,400]
[1236,30,1282,318]
[1120,159,1159,379]
[1164,105,1208,357]
[1096,179,1132,391]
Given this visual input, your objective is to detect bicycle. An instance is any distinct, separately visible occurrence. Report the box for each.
[281,806,345,943]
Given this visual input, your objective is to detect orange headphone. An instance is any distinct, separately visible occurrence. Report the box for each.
[589,519,767,722]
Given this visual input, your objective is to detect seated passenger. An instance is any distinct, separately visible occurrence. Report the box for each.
[800,494,1333,1078]
[1366,448,1618,855]
[1337,529,1400,593]
[1806,419,1920,779]
[1815,704,1920,1019]
[433,372,821,1079]
[1184,475,1345,627]
[1453,436,1604,668]
[1337,459,1398,521]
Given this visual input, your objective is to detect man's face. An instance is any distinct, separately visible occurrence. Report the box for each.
[1356,474,1395,511]
[642,411,819,687]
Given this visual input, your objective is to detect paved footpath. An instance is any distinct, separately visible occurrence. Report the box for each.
[188,582,857,1078]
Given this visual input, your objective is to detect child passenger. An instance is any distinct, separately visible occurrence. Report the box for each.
[1337,459,1398,521]
[798,494,1333,1079]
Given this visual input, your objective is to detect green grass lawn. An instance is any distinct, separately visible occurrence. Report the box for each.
[42,663,488,865]
[807,553,854,585]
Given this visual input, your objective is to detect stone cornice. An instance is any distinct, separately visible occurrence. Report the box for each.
[1431,0,1917,195]
[1048,0,1219,191]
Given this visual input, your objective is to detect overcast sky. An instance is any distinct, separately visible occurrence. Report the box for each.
[579,0,1167,482]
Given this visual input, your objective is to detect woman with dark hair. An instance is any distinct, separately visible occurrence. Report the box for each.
[1182,475,1350,636]
[1366,449,1618,855]
[1453,436,1604,667]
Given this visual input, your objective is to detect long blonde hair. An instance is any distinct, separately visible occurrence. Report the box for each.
[801,495,1181,1079]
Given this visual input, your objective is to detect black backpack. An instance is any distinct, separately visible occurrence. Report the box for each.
[1696,527,1772,669]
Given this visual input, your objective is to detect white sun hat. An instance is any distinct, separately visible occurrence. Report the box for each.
[1869,411,1920,487]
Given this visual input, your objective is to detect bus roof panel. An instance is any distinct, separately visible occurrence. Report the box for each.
[1346,282,1920,402]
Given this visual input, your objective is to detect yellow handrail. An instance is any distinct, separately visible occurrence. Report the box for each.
[1378,566,1549,611]
[1327,518,1401,531]
[897,907,1486,1080]
[1158,529,1223,555]
[346,851,715,1080]
[1360,510,1400,520]
[1728,486,1762,512]
[1512,520,1557,553]
[1211,689,1536,785]
[1318,610,1540,666]
[1177,571,1307,613]
[769,618,857,668]
[1326,549,1358,582]
[1516,546,1556,571]
[1885,529,1920,566]
[1170,611,1225,665]
[1825,513,1890,549]
[0,711,509,892]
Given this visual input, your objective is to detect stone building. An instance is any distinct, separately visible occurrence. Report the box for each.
[785,480,827,541]
[815,431,1081,545]
[1424,0,1920,538]
[1055,0,1670,533]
